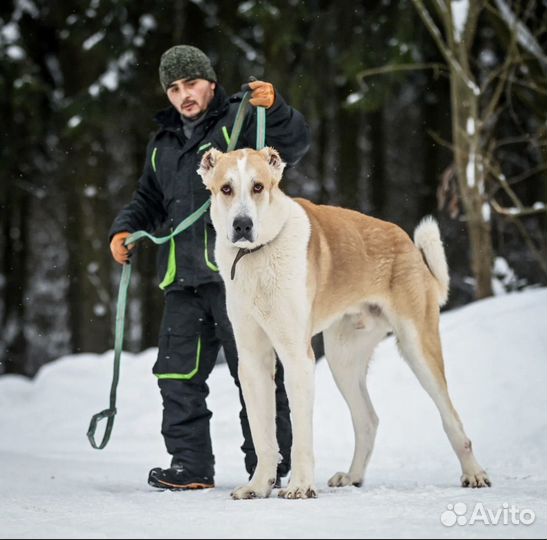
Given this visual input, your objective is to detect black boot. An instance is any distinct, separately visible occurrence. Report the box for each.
[148,461,214,490]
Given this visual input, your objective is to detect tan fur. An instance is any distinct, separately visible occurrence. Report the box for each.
[297,199,439,335]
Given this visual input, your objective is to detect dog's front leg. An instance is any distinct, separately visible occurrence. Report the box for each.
[275,340,317,499]
[229,313,278,500]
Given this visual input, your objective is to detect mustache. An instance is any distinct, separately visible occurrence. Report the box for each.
[181,99,197,108]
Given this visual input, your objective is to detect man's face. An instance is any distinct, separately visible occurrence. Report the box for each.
[166,78,216,119]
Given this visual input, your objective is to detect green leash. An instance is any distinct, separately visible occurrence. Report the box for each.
[86,200,210,449]
[87,92,265,449]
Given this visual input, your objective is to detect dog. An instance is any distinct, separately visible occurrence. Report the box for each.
[198,146,491,499]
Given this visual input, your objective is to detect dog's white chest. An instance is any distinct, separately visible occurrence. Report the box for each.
[220,202,311,322]
[231,241,307,319]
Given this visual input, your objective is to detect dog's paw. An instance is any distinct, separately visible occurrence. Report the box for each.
[461,470,491,488]
[327,472,362,488]
[231,482,273,500]
[278,483,318,499]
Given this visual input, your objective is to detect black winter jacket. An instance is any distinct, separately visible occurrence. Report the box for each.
[109,85,310,290]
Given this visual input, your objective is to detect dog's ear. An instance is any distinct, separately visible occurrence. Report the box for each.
[197,148,223,187]
[259,147,286,183]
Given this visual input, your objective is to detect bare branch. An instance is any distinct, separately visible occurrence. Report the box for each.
[494,134,546,149]
[485,160,546,221]
[490,199,547,218]
[507,165,547,187]
[427,129,454,151]
[410,0,480,95]
[490,200,547,276]
[493,0,547,73]
[489,165,547,200]
[481,28,519,124]
[357,62,448,82]
[506,75,547,96]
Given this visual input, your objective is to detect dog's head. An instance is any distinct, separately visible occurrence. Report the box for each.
[197,147,286,248]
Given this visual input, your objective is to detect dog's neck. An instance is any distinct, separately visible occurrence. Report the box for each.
[230,244,265,280]
[229,192,292,280]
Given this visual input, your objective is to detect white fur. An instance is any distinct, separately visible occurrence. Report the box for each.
[414,216,450,306]
[218,197,316,499]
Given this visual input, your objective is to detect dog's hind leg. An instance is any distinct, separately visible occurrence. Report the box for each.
[393,306,491,488]
[229,314,279,500]
[323,316,387,488]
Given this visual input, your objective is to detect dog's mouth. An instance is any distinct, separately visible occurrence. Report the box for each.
[232,238,256,249]
[232,232,254,244]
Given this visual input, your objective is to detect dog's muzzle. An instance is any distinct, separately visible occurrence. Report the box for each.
[232,215,254,243]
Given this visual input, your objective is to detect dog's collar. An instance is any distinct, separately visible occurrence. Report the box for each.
[231,244,265,280]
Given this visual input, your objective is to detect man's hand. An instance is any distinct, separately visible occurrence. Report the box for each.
[110,232,134,264]
[248,80,275,109]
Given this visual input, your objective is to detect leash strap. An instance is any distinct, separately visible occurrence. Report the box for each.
[88,94,266,450]
[87,261,131,449]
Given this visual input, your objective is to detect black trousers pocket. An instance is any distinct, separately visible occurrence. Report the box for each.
[153,332,202,380]
[153,291,204,379]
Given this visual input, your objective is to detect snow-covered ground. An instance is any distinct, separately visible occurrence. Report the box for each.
[1,289,546,539]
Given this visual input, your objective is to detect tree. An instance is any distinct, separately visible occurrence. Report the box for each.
[411,0,547,298]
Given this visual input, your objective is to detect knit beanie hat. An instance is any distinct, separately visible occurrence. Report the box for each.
[159,45,217,91]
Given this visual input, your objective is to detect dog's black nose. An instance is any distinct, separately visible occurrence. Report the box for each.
[232,216,254,242]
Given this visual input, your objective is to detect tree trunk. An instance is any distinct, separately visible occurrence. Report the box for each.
[449,49,493,298]
[1,189,30,374]
[336,89,361,210]
[413,0,494,298]
[368,107,386,216]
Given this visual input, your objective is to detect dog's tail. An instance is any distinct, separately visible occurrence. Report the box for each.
[413,216,449,306]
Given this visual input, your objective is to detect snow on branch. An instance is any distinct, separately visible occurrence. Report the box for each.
[411,0,480,95]
[491,200,547,217]
[494,0,547,73]
[450,0,470,42]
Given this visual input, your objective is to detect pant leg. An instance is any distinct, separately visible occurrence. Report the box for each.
[205,282,293,477]
[272,360,292,477]
[153,288,220,477]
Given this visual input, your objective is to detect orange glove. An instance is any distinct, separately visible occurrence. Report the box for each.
[248,80,275,109]
[110,232,134,264]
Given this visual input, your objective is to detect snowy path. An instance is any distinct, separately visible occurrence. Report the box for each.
[1,290,546,538]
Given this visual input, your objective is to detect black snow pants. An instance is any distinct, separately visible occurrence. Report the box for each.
[152,283,292,479]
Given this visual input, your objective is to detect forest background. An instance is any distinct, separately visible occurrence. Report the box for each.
[1,0,545,377]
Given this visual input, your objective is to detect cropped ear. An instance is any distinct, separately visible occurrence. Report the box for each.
[197,148,223,187]
[259,147,286,183]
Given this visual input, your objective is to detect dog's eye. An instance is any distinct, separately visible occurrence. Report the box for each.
[253,183,264,194]
[221,184,232,195]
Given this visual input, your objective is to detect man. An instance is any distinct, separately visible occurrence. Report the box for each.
[109,45,310,490]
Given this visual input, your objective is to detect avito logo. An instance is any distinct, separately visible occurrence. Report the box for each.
[441,502,535,527]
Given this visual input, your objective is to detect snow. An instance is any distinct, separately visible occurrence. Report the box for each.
[466,117,475,136]
[466,149,476,187]
[1,289,546,538]
[1,22,20,43]
[139,14,157,31]
[14,0,39,20]
[82,31,105,51]
[6,45,25,60]
[479,49,497,67]
[492,256,519,295]
[450,0,469,42]
[481,201,491,222]
[68,116,82,129]
[88,52,137,96]
[346,92,364,105]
